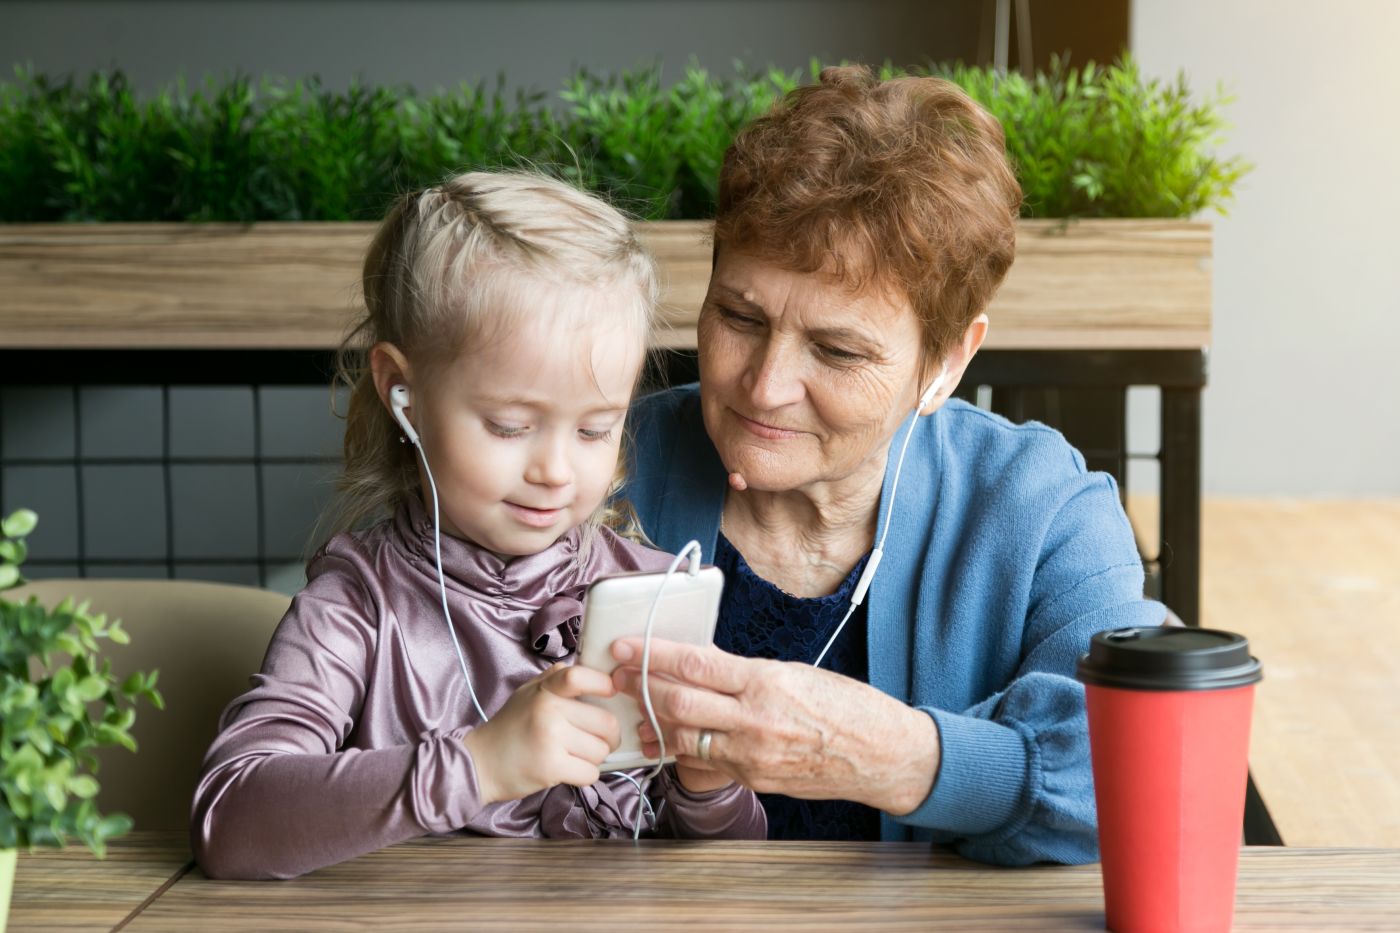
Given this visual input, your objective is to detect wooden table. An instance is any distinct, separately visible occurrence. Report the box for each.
[8,834,190,933]
[10,834,1399,932]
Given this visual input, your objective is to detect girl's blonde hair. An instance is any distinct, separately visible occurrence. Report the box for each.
[318,170,659,556]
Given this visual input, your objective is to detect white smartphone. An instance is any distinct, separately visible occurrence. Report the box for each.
[574,565,724,772]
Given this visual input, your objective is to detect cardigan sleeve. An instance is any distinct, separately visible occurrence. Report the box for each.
[895,473,1166,865]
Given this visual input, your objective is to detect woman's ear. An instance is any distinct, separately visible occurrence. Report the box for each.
[370,343,414,418]
[954,313,990,371]
[918,314,989,415]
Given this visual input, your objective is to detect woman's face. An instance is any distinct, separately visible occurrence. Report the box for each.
[697,248,930,495]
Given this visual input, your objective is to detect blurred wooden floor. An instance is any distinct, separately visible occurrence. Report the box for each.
[1128,497,1400,847]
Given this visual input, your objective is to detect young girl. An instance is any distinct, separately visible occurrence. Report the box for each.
[191,171,766,880]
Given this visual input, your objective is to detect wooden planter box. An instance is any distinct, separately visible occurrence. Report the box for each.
[0,219,1210,351]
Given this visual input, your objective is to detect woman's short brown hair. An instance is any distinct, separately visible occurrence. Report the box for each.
[715,65,1022,359]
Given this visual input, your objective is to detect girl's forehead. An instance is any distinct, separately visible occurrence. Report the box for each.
[467,273,646,342]
[442,300,647,407]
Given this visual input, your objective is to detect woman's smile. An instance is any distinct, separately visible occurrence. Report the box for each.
[734,410,806,440]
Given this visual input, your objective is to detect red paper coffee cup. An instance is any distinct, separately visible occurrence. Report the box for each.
[1077,627,1263,933]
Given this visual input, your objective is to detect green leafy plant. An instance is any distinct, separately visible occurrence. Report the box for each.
[164,75,264,222]
[939,55,1250,218]
[14,69,183,221]
[560,64,687,220]
[253,77,403,221]
[392,77,564,195]
[0,68,68,221]
[667,62,798,218]
[0,56,1247,222]
[557,61,800,219]
[0,509,163,856]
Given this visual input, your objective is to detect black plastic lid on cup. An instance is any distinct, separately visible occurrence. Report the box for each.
[1076,627,1263,692]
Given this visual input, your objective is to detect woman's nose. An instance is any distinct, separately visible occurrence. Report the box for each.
[525,434,573,488]
[744,337,805,411]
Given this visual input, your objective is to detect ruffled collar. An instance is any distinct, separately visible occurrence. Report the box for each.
[392,494,589,660]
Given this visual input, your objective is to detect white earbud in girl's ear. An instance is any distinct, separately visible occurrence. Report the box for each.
[389,384,419,446]
[917,364,951,413]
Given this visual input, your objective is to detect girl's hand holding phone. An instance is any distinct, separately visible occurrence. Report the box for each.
[462,663,621,805]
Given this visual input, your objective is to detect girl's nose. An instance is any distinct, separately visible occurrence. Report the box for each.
[525,434,573,488]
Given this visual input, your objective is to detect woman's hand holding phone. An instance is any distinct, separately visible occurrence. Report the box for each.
[635,717,736,793]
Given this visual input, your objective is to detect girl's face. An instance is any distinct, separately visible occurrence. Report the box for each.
[403,289,646,557]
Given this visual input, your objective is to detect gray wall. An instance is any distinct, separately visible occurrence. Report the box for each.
[1131,0,1400,496]
[3,0,981,94]
[0,386,344,595]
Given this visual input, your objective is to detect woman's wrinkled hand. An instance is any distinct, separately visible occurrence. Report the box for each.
[462,662,620,805]
[610,637,940,814]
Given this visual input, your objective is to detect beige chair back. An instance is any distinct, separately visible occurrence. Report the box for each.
[10,578,290,833]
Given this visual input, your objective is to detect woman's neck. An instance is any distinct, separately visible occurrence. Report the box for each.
[721,455,887,598]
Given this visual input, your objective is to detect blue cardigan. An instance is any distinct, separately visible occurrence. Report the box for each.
[623,385,1165,865]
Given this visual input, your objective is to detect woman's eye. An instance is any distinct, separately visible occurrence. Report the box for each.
[817,344,864,364]
[487,421,527,438]
[717,305,761,329]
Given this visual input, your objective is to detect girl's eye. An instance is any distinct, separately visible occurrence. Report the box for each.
[487,421,527,438]
[579,427,614,442]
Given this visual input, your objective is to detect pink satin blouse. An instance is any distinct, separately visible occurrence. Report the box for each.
[191,497,765,879]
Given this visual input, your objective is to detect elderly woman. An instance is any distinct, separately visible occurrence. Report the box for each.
[610,66,1165,865]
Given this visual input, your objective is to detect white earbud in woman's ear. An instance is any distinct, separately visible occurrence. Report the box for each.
[389,384,419,446]
[917,364,950,413]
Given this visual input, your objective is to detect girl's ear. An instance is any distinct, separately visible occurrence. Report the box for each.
[370,343,414,415]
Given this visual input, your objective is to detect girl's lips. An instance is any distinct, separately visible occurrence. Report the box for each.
[735,411,802,440]
[504,502,564,528]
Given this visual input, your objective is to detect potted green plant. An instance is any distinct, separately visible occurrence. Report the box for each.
[0,56,1244,351]
[0,509,163,931]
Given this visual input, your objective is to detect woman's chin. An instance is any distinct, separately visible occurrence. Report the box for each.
[721,455,809,494]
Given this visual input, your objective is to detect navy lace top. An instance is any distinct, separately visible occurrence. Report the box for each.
[711,532,883,841]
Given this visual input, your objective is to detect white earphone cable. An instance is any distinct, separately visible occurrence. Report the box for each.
[411,435,491,724]
[812,367,946,668]
[638,540,703,789]
[613,770,660,840]
[810,408,917,668]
